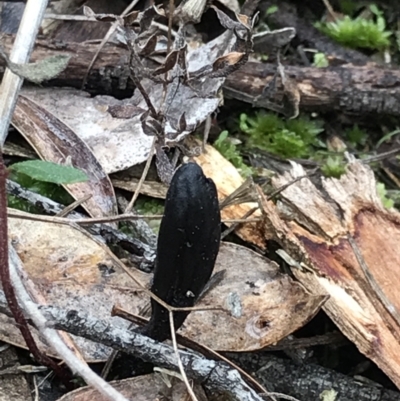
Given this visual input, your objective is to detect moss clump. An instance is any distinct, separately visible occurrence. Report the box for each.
[316,5,391,51]
[313,52,329,68]
[134,196,164,233]
[239,112,324,159]
[320,155,346,178]
[376,182,394,209]
[345,125,368,147]
[214,130,253,177]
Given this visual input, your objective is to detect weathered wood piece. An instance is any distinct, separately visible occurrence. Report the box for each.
[1,35,400,116]
[260,159,400,389]
[229,353,400,401]
[225,62,400,117]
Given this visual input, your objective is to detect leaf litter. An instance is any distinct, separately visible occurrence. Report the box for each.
[0,2,325,399]
[0,217,325,361]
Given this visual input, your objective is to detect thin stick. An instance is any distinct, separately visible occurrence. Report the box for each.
[41,304,265,401]
[0,0,49,145]
[221,206,258,239]
[223,218,261,223]
[169,310,199,401]
[81,0,140,89]
[125,137,156,213]
[321,0,337,21]
[8,246,130,401]
[55,194,92,217]
[8,209,163,224]
[43,14,176,35]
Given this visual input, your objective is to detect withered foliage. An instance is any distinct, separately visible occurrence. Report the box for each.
[87,4,256,183]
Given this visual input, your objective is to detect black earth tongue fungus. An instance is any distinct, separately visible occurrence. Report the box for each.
[141,162,221,341]
[110,162,221,378]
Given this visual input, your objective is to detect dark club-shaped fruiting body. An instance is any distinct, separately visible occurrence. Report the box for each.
[141,162,221,341]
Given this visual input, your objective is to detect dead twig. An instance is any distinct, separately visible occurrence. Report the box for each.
[0,0,48,144]
[8,246,129,401]
[125,136,156,213]
[81,0,140,89]
[41,304,266,401]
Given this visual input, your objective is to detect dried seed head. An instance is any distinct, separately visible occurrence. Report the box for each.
[176,0,207,25]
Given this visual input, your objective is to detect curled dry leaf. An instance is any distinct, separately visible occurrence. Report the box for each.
[0,217,324,360]
[211,52,246,77]
[176,0,207,24]
[11,95,117,220]
[260,160,400,389]
[0,47,71,84]
[20,87,154,174]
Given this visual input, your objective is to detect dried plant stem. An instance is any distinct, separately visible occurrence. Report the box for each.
[124,136,156,213]
[169,310,199,401]
[8,209,163,224]
[81,0,140,88]
[55,194,92,217]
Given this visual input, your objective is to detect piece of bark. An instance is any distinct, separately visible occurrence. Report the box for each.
[228,353,400,401]
[1,35,400,116]
[259,159,400,389]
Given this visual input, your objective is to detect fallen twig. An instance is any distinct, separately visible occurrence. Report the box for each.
[40,304,266,401]
[8,245,129,401]
[0,0,48,144]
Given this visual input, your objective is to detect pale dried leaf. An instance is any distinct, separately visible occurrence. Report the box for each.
[21,87,154,174]
[11,95,117,220]
[0,49,71,84]
[0,218,324,359]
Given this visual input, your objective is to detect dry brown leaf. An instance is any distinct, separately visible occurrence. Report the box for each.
[11,94,117,220]
[260,160,400,389]
[0,217,324,359]
[180,241,326,351]
[195,142,265,249]
[0,216,146,361]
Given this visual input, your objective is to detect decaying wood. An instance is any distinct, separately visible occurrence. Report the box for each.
[229,353,400,401]
[259,159,400,389]
[1,35,400,116]
[225,62,400,117]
